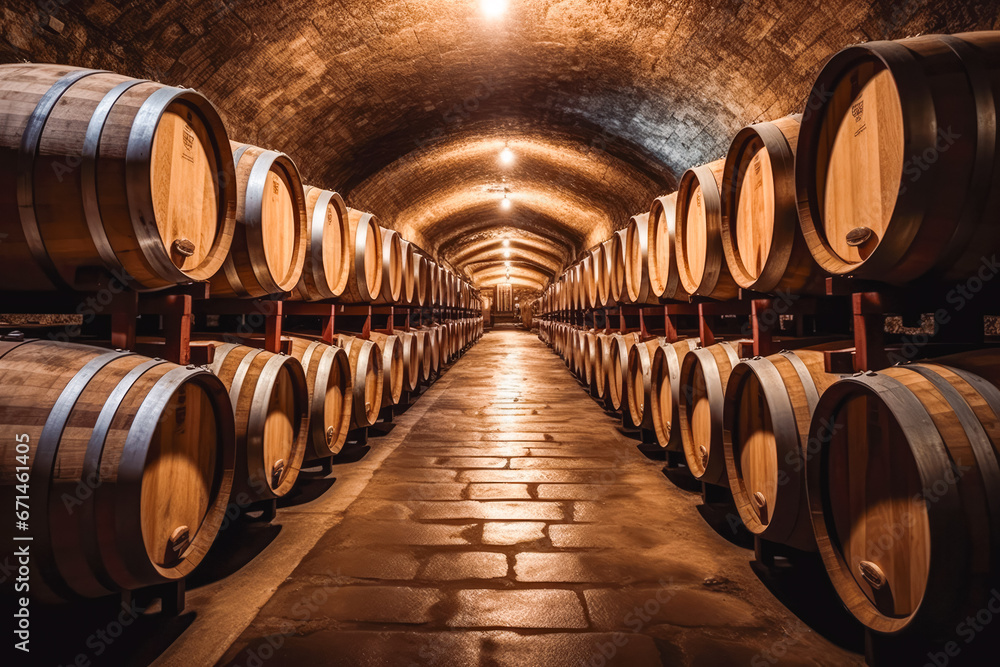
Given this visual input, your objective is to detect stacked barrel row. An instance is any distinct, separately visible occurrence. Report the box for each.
[539,30,1000,649]
[0,61,484,604]
[0,62,480,311]
[0,317,483,602]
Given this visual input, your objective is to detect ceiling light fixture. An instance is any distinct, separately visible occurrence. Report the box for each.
[500,193,511,211]
[502,239,510,247]
[482,0,507,18]
[499,146,514,166]
[503,249,511,258]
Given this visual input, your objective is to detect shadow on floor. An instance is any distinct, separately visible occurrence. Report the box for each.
[188,521,283,588]
[278,476,338,508]
[17,598,196,667]
[750,554,866,653]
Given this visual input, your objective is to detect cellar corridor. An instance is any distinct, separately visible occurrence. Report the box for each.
[156,328,863,667]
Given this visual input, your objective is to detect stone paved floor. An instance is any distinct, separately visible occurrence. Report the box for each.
[216,328,864,666]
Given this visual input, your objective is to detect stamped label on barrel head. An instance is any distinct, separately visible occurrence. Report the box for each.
[181,124,196,163]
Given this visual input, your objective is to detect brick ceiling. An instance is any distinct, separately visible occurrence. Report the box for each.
[3,0,996,292]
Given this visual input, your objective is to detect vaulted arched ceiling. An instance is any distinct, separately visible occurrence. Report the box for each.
[3,0,995,295]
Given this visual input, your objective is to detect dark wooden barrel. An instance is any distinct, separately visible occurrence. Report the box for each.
[807,350,1000,636]
[0,339,235,601]
[675,159,740,300]
[400,240,418,306]
[721,115,825,294]
[723,347,841,550]
[678,340,744,485]
[293,186,351,300]
[334,334,384,428]
[795,33,1000,283]
[287,337,353,459]
[647,193,687,300]
[208,343,308,500]
[0,64,236,291]
[340,209,384,303]
[649,338,699,450]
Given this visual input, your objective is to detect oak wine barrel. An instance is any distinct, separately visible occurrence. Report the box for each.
[590,245,611,308]
[606,332,640,413]
[649,338,700,451]
[647,193,687,300]
[624,213,661,304]
[292,186,351,300]
[722,347,842,550]
[0,63,237,291]
[334,334,384,428]
[795,33,1000,283]
[210,141,307,297]
[374,227,403,304]
[400,240,419,306]
[720,116,824,294]
[678,340,745,486]
[627,337,666,429]
[412,329,434,382]
[208,343,308,500]
[287,337,353,459]
[675,159,740,300]
[340,209,384,303]
[590,333,614,399]
[610,230,629,304]
[0,339,235,601]
[396,330,421,392]
[368,331,405,407]
[807,350,1000,636]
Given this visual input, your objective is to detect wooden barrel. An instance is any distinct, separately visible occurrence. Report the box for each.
[647,193,687,300]
[625,213,661,304]
[601,239,620,307]
[334,334,384,428]
[796,33,1000,283]
[400,240,418,306]
[581,255,598,309]
[210,141,307,298]
[367,332,404,407]
[606,332,640,412]
[287,337,353,459]
[374,227,403,304]
[0,339,235,600]
[589,245,610,308]
[649,338,700,450]
[722,347,841,550]
[721,115,824,294]
[627,337,665,429]
[416,327,441,377]
[208,343,308,500]
[396,330,421,392]
[581,331,598,386]
[413,252,431,307]
[678,340,744,485]
[806,350,1000,636]
[340,209,384,303]
[610,231,629,304]
[412,329,433,382]
[426,263,441,307]
[0,64,236,291]
[590,333,614,399]
[675,159,739,300]
[292,186,351,300]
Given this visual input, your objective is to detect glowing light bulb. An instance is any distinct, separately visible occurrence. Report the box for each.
[504,261,511,267]
[500,196,511,211]
[502,239,510,247]
[482,0,507,18]
[499,147,514,165]
[503,250,511,258]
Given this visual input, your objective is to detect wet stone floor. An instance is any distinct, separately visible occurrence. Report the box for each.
[218,328,864,666]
